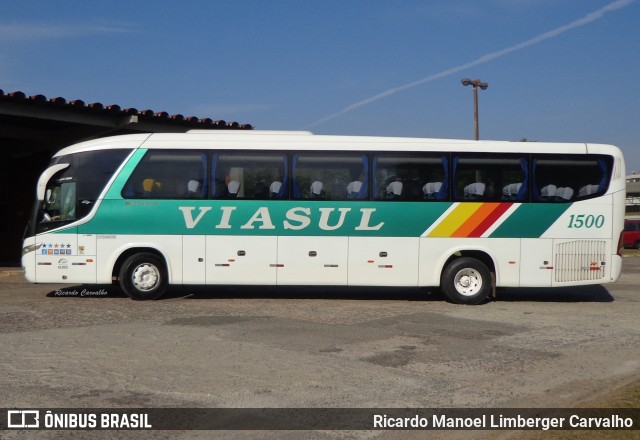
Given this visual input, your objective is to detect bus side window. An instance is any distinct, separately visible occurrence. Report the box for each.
[122,150,207,199]
[373,153,447,201]
[532,156,611,202]
[293,153,368,200]
[212,152,287,200]
[453,154,526,202]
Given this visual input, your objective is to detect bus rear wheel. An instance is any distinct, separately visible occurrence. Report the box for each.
[119,253,167,300]
[441,257,492,305]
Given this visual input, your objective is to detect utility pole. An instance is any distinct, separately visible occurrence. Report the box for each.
[461,78,488,140]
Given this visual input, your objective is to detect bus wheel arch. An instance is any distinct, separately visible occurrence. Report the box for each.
[440,251,495,305]
[114,248,168,300]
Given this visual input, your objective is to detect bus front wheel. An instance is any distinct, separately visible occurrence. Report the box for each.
[119,253,167,300]
[441,257,492,305]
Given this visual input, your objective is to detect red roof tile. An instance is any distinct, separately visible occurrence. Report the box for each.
[0,89,253,130]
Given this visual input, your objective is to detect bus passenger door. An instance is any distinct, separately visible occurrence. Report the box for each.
[520,238,553,287]
[206,235,277,285]
[183,235,206,284]
[348,237,419,286]
[277,236,348,285]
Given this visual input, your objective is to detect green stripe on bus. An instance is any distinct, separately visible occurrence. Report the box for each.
[67,200,573,238]
[489,203,571,238]
[79,200,452,237]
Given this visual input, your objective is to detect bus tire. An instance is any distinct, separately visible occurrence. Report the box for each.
[119,253,167,300]
[441,257,492,305]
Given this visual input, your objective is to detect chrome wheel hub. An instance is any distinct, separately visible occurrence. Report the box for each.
[453,268,482,296]
[132,263,160,292]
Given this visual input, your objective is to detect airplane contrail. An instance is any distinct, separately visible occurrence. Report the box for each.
[305,0,636,129]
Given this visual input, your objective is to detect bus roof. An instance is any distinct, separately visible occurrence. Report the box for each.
[52,131,622,158]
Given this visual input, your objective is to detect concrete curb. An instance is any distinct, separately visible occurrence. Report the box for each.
[0,268,24,277]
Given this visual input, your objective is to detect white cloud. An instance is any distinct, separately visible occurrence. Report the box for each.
[306,0,637,129]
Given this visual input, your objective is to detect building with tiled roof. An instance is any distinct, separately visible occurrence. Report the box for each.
[0,89,252,265]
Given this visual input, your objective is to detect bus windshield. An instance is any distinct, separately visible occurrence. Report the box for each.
[28,148,132,235]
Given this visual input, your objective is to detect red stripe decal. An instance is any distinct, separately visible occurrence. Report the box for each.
[468,203,513,237]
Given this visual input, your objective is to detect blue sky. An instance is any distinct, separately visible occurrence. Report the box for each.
[2,0,639,172]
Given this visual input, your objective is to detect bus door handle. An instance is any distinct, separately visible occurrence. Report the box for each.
[308,251,317,257]
[379,252,388,257]
[237,250,246,256]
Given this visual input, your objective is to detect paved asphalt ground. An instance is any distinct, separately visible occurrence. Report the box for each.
[1,258,639,439]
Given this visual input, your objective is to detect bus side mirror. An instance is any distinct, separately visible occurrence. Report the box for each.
[37,163,70,201]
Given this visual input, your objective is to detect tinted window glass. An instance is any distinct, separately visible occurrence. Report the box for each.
[453,155,527,202]
[36,149,132,233]
[373,154,448,201]
[57,149,132,201]
[122,150,207,199]
[293,153,368,200]
[533,155,611,202]
[212,152,287,199]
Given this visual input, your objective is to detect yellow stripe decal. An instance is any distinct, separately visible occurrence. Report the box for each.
[428,203,484,237]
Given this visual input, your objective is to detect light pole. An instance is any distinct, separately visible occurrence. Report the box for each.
[461,78,488,140]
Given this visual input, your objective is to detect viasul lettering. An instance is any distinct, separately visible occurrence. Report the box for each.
[178,205,384,232]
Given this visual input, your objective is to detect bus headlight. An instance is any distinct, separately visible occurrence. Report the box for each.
[22,243,42,256]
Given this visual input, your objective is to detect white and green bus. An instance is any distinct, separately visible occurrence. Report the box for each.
[21,131,626,304]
